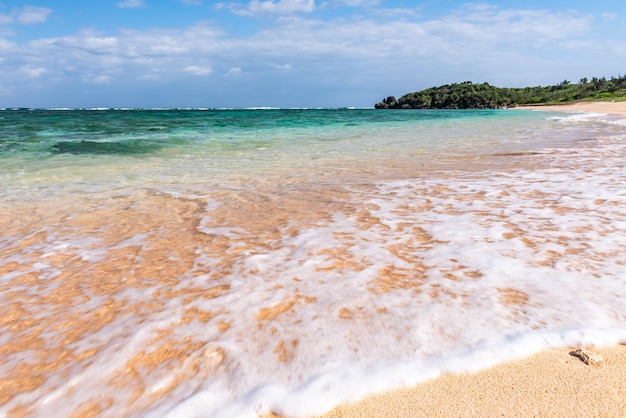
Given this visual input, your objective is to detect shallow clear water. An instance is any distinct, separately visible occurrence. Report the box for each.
[1,108,625,417]
[0,108,582,191]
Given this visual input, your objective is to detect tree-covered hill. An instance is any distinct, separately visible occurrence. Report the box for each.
[375,75,626,109]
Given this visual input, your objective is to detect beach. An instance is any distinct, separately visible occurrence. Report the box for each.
[516,100,626,116]
[1,104,625,417]
[318,345,626,418]
[314,101,626,418]
[517,100,626,117]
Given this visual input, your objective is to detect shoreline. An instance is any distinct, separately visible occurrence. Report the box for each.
[266,101,626,418]
[316,345,626,417]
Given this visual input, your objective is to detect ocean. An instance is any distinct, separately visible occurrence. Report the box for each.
[1,108,625,417]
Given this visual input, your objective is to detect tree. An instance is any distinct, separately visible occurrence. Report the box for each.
[376,74,626,109]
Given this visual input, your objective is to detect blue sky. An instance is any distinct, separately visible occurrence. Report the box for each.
[1,1,625,108]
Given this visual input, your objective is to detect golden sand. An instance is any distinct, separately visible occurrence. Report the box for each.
[516,100,626,116]
[318,345,626,418]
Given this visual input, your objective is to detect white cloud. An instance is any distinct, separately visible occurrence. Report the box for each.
[373,7,421,18]
[118,24,222,56]
[226,67,242,76]
[16,6,53,24]
[180,0,203,4]
[13,4,598,88]
[23,2,590,75]
[452,5,592,41]
[7,24,223,89]
[81,74,112,84]
[602,12,618,21]
[217,0,315,16]
[272,63,292,70]
[183,65,213,75]
[21,65,47,77]
[56,33,120,53]
[7,5,598,80]
[333,0,380,7]
[0,6,52,25]
[139,74,161,80]
[0,38,15,50]
[118,0,147,8]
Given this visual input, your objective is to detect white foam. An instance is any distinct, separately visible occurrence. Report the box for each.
[2,111,626,417]
[175,138,626,417]
[547,111,607,122]
[158,160,626,416]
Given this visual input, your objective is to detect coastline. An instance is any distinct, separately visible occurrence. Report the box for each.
[266,101,626,418]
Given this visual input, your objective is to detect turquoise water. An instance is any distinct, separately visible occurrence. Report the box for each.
[1,108,626,417]
[0,108,557,158]
[0,108,571,192]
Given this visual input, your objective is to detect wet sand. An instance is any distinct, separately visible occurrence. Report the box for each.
[3,104,625,416]
[271,101,626,418]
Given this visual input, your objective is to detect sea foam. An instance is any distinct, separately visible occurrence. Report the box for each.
[0,109,625,417]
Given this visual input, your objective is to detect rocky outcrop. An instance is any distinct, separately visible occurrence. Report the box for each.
[374,96,398,109]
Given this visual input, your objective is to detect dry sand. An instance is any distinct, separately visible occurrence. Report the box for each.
[318,345,626,417]
[516,100,626,116]
[267,101,626,418]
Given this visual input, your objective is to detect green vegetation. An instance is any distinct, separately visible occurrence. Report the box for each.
[375,75,626,109]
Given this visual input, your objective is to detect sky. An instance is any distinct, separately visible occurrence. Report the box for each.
[1,0,625,108]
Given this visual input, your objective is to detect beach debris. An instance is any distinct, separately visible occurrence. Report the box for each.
[572,348,603,366]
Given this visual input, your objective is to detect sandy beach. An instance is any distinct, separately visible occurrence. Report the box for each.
[319,345,626,418]
[516,100,626,116]
[274,101,626,418]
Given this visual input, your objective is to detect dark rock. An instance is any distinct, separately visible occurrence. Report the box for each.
[374,96,398,109]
